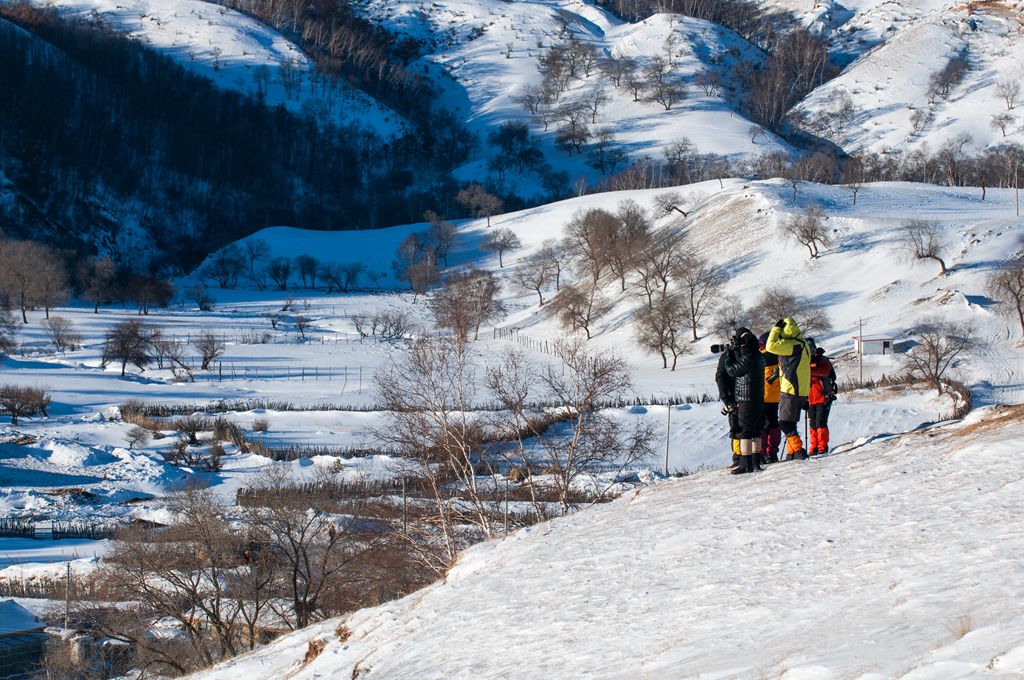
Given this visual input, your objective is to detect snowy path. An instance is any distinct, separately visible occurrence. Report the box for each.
[191,405,1024,679]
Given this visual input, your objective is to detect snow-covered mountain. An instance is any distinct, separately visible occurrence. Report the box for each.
[188,403,1024,679]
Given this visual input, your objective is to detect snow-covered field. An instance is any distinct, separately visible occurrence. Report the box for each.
[189,404,1024,679]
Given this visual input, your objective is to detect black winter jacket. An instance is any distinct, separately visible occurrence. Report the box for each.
[715,352,735,405]
[724,346,765,405]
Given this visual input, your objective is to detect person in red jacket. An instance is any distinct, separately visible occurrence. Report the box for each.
[808,346,836,456]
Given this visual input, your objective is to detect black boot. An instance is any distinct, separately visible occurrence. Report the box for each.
[731,455,751,474]
[731,454,741,469]
[752,451,762,471]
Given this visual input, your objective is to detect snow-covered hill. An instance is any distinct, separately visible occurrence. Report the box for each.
[189,404,1024,679]
[784,0,1024,154]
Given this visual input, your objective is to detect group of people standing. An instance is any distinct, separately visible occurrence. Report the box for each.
[715,317,837,475]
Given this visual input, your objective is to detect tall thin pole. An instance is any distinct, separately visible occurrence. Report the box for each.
[1016,167,1019,218]
[664,405,672,477]
[65,562,71,630]
[858,318,864,386]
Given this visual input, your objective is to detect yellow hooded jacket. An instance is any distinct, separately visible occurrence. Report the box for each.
[764,317,811,398]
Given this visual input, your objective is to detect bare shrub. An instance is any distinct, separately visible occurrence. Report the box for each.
[0,385,51,425]
[201,244,245,289]
[126,425,150,450]
[44,316,81,353]
[296,254,319,288]
[252,418,270,432]
[175,415,209,445]
[267,257,292,290]
[187,284,215,311]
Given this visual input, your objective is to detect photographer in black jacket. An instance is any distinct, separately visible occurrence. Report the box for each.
[717,327,766,475]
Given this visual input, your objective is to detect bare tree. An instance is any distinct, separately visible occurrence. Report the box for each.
[709,295,752,339]
[127,274,174,315]
[555,101,591,154]
[0,385,50,425]
[782,205,833,259]
[652,191,689,217]
[267,257,292,290]
[99,488,250,673]
[102,319,159,376]
[243,469,380,628]
[44,316,80,354]
[635,294,690,369]
[393,233,440,297]
[193,331,226,371]
[748,285,832,337]
[431,269,504,341]
[538,338,654,514]
[0,239,57,323]
[644,56,686,110]
[243,238,270,274]
[903,318,974,393]
[0,307,16,357]
[996,77,1021,110]
[674,255,726,341]
[202,245,245,289]
[538,240,568,291]
[78,256,117,314]
[841,156,866,206]
[564,207,618,285]
[424,212,459,267]
[295,254,319,288]
[552,283,604,339]
[987,259,1024,337]
[374,337,497,573]
[605,199,652,292]
[514,255,554,306]
[456,184,504,227]
[320,262,365,293]
[481,228,522,267]
[899,219,948,275]
[991,112,1013,138]
[36,257,68,319]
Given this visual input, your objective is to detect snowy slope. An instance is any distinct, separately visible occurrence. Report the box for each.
[33,0,405,137]
[190,404,1024,679]
[791,0,1024,153]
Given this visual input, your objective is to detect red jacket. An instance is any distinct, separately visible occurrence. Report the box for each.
[809,355,834,406]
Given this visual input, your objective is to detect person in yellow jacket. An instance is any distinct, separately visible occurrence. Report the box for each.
[758,331,782,463]
[764,317,812,460]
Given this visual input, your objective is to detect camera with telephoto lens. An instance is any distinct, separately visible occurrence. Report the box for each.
[710,339,735,354]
